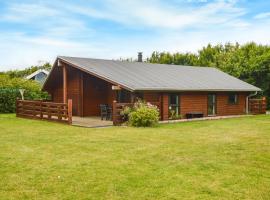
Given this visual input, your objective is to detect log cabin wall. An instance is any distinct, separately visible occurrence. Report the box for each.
[50,65,82,116]
[83,73,116,116]
[140,92,248,120]
[47,65,63,103]
[216,92,247,116]
[52,87,63,103]
[161,93,169,120]
[180,92,247,118]
[143,92,160,102]
[66,67,81,116]
[180,92,208,117]
[107,85,117,107]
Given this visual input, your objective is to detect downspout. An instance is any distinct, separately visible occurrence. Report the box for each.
[246,91,258,114]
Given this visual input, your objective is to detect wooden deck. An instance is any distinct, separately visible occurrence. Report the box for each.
[72,116,113,128]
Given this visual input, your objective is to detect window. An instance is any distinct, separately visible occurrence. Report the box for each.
[208,94,216,116]
[134,92,144,101]
[117,90,131,103]
[228,93,238,104]
[169,94,180,119]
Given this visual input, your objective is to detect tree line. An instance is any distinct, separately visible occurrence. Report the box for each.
[147,42,270,108]
[0,62,52,78]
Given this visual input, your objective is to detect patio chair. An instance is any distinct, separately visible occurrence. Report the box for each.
[106,106,112,120]
[100,104,107,120]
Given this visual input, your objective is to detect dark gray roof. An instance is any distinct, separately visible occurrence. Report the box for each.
[58,56,261,92]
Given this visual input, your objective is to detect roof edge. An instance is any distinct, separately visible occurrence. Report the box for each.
[133,88,262,92]
[26,69,49,80]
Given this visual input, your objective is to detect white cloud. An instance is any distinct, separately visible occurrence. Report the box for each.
[0,32,106,71]
[1,3,58,22]
[0,0,270,70]
[254,12,270,19]
[64,0,246,29]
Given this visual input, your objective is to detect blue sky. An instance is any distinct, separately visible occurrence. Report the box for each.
[0,0,270,70]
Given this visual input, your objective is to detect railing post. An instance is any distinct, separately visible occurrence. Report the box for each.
[63,64,67,104]
[58,105,62,120]
[40,101,43,119]
[68,99,72,125]
[113,100,117,125]
[262,97,266,114]
[16,98,18,117]
[32,102,36,118]
[48,104,51,119]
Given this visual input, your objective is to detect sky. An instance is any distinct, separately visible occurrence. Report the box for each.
[0,0,270,71]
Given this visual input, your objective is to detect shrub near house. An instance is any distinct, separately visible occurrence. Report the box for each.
[121,100,159,127]
[0,75,49,113]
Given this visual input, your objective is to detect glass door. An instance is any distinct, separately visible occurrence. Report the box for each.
[208,94,216,116]
[169,94,179,119]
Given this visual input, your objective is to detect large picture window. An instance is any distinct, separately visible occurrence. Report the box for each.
[228,93,238,104]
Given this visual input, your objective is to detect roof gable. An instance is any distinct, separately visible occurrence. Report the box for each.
[26,69,49,80]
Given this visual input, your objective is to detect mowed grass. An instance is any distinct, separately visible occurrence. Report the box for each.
[0,114,270,200]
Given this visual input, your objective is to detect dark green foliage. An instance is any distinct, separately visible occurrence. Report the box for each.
[0,75,49,113]
[148,42,270,108]
[0,88,19,113]
[148,51,199,66]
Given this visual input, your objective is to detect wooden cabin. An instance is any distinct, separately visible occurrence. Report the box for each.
[43,56,261,120]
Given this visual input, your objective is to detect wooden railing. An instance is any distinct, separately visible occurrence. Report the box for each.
[16,99,72,124]
[112,101,133,125]
[112,101,161,125]
[249,97,267,114]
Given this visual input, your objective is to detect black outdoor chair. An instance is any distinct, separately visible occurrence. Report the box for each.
[99,104,112,120]
[106,106,112,120]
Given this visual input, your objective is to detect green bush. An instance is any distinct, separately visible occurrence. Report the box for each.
[169,110,182,120]
[0,75,49,113]
[0,88,19,113]
[120,106,133,122]
[128,101,159,127]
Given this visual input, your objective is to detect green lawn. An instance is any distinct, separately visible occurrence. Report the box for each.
[0,114,270,200]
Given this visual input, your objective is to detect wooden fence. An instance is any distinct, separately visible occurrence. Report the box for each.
[16,99,72,124]
[249,97,267,114]
[112,101,161,125]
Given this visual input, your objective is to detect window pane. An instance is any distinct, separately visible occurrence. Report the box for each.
[170,94,177,104]
[228,94,238,104]
[169,94,179,118]
[208,94,216,115]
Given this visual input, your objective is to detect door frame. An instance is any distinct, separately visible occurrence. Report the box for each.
[168,93,180,118]
[207,93,217,116]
